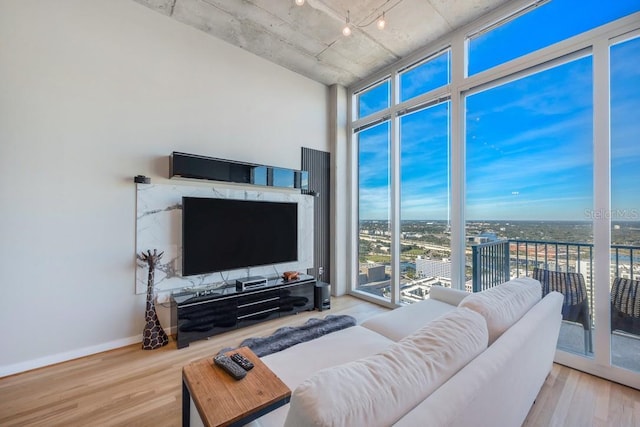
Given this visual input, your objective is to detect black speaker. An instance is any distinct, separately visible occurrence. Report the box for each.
[315,282,331,311]
[170,152,253,184]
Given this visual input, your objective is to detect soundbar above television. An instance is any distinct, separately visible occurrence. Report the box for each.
[170,151,309,191]
[182,196,298,276]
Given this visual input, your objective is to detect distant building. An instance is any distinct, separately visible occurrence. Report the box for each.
[544,262,571,273]
[362,264,386,282]
[358,273,369,285]
[402,232,423,239]
[400,277,451,304]
[464,279,473,293]
[468,231,499,244]
[578,259,639,285]
[416,257,452,279]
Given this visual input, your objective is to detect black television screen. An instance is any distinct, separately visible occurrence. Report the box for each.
[182,197,298,276]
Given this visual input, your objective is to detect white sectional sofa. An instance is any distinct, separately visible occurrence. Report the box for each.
[206,277,563,427]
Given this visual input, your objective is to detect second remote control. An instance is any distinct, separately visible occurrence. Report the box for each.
[231,352,254,370]
[214,354,246,380]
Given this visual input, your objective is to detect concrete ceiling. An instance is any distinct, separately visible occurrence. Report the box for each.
[134,0,511,87]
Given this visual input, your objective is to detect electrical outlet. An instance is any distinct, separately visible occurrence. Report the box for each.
[318,266,324,276]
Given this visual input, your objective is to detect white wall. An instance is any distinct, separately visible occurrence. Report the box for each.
[0,0,329,375]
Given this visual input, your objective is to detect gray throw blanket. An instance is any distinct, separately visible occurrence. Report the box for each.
[221,314,356,357]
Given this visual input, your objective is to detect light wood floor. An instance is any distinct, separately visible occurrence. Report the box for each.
[1,295,639,426]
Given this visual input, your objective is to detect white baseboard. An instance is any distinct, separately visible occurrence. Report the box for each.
[0,335,141,378]
[1,325,177,378]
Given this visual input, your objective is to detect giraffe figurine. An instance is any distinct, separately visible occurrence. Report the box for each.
[138,249,169,350]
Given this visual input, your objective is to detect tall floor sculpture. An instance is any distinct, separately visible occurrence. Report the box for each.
[138,249,169,350]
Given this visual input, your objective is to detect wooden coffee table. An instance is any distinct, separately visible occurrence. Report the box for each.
[182,346,291,427]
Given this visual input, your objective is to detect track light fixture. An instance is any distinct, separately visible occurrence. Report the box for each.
[377,12,386,30]
[294,3,390,36]
[342,10,351,36]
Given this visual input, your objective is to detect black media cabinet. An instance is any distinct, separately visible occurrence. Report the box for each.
[172,275,316,348]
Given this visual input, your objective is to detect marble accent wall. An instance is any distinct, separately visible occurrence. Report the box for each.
[135,182,314,295]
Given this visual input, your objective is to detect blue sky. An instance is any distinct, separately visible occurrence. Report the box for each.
[466,56,594,220]
[358,0,640,221]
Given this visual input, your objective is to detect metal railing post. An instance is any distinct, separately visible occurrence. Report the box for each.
[472,244,480,293]
[503,241,511,281]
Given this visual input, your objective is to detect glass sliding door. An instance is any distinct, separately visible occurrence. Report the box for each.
[610,35,640,373]
[356,121,392,302]
[399,102,451,304]
[465,55,594,355]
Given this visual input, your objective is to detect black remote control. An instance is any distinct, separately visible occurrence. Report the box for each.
[213,354,246,380]
[230,352,254,371]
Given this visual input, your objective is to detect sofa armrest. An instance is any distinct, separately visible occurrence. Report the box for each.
[429,286,469,306]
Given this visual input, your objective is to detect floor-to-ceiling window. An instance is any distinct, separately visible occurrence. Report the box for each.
[467,0,640,77]
[349,0,640,387]
[397,51,452,305]
[400,102,451,304]
[354,50,451,305]
[465,54,594,356]
[355,79,392,301]
[357,120,392,302]
[610,34,640,374]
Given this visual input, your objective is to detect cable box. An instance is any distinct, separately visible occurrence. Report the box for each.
[236,276,268,291]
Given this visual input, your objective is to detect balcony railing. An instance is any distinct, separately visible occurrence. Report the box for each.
[471,239,640,369]
[471,239,638,296]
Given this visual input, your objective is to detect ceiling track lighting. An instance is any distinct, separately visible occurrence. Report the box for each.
[342,10,351,36]
[293,2,389,36]
[377,12,386,30]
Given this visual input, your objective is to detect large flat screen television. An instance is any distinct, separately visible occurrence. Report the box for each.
[182,196,298,276]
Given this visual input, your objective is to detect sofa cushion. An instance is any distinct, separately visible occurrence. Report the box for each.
[459,276,541,344]
[429,286,470,306]
[260,325,394,389]
[246,325,395,427]
[361,297,458,341]
[282,307,488,427]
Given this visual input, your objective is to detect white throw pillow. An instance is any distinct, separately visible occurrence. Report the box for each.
[283,307,488,427]
[459,276,541,344]
[429,285,470,306]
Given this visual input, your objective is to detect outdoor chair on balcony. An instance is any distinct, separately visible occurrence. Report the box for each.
[532,267,592,354]
[611,277,640,336]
